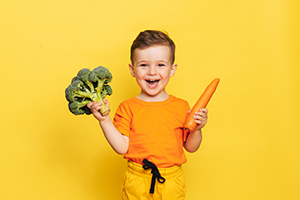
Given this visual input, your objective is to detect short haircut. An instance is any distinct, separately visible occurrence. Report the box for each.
[130,30,176,64]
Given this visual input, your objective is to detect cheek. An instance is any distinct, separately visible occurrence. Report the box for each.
[135,71,147,82]
[160,70,172,79]
[135,71,144,79]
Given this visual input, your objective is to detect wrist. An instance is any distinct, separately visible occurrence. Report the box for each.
[191,128,202,135]
[99,115,112,126]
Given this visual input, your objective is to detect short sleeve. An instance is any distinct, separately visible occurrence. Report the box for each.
[113,102,132,137]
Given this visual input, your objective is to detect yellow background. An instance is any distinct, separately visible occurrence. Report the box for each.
[1,0,299,199]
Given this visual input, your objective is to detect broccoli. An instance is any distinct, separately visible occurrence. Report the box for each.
[65,66,113,116]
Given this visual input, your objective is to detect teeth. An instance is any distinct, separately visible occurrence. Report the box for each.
[146,80,159,83]
[146,80,159,86]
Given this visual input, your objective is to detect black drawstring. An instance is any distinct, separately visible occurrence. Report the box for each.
[142,159,166,194]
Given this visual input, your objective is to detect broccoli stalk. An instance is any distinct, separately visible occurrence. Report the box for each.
[65,66,113,116]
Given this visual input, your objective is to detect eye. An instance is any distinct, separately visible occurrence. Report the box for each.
[158,64,165,67]
[140,64,147,67]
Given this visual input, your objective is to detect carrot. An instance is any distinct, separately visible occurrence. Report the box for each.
[184,78,220,132]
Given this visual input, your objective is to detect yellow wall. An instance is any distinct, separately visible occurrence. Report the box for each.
[1,0,299,199]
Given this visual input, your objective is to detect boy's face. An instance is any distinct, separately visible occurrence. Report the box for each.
[129,45,177,100]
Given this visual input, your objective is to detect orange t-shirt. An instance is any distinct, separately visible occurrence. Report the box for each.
[113,95,190,168]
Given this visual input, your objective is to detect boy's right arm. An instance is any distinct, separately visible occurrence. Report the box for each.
[87,101,129,155]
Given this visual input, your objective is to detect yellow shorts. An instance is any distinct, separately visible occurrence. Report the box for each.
[122,161,186,200]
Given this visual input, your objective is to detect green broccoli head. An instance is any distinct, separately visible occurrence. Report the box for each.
[101,85,113,99]
[65,66,113,116]
[65,79,91,102]
[77,68,94,91]
[77,68,90,80]
[71,76,78,83]
[68,100,92,115]
[89,66,112,85]
[66,80,93,115]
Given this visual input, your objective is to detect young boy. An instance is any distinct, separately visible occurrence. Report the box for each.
[88,30,208,200]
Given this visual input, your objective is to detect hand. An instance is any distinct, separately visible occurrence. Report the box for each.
[193,108,208,130]
[87,100,110,122]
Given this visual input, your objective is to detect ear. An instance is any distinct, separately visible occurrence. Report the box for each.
[170,63,177,78]
[129,63,136,77]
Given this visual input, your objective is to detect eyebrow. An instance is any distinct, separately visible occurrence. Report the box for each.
[136,60,169,64]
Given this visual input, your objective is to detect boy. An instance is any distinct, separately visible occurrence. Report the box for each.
[88,30,208,200]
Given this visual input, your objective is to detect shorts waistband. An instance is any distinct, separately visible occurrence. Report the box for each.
[127,161,183,179]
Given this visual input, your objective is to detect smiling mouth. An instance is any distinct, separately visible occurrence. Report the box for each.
[146,79,160,88]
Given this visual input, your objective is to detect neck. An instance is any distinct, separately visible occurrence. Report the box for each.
[136,91,169,102]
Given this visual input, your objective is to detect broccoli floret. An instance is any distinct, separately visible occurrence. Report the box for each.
[68,101,92,115]
[101,85,112,98]
[89,66,112,86]
[77,68,95,92]
[65,79,93,102]
[65,66,113,116]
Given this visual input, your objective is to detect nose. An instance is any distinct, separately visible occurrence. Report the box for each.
[148,65,157,75]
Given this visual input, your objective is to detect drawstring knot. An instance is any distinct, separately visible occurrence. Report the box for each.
[142,159,166,194]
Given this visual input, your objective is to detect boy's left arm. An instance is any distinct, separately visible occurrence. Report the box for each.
[183,108,208,153]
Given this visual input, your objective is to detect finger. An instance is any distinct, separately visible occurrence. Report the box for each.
[87,102,95,108]
[88,101,103,108]
[196,110,208,118]
[194,119,206,128]
[196,116,207,124]
[194,113,207,122]
[193,115,206,122]
[194,112,207,119]
[90,104,103,113]
[92,111,104,121]
[199,108,208,113]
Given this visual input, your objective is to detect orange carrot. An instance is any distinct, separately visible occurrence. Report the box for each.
[184,78,220,132]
